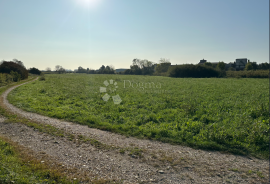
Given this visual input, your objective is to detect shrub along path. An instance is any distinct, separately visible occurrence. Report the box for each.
[0,79,268,183]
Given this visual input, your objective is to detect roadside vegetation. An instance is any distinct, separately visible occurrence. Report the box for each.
[0,136,76,184]
[8,74,269,159]
[0,78,79,184]
[0,77,121,184]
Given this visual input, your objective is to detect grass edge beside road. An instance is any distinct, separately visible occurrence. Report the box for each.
[0,77,119,184]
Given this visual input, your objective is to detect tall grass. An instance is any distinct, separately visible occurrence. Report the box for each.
[0,73,13,87]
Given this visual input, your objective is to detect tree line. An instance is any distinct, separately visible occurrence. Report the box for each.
[25,57,269,78]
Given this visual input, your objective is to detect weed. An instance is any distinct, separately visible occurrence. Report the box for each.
[128,147,143,158]
[119,149,125,154]
[256,171,264,178]
[229,168,239,172]
[247,170,253,175]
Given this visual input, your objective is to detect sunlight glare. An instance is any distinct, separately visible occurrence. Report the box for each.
[77,0,101,9]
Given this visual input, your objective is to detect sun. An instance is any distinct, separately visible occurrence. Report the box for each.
[77,0,101,8]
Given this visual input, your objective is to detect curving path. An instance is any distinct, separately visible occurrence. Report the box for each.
[0,78,268,183]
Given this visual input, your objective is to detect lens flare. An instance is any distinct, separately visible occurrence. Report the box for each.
[77,0,101,9]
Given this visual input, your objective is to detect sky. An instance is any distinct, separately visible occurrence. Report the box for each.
[0,0,269,70]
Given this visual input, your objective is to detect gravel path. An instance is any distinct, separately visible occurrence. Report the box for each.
[0,79,269,183]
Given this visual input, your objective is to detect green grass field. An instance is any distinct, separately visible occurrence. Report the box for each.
[8,74,269,158]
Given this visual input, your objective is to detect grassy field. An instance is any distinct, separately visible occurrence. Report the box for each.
[8,74,269,158]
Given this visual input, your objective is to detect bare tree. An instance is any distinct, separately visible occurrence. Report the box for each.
[155,58,171,73]
[159,58,170,63]
[109,65,115,70]
[46,67,51,72]
[55,65,65,74]
[55,65,61,71]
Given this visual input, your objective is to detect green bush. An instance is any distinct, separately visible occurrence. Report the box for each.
[39,75,46,81]
[0,61,28,80]
[168,64,225,78]
[0,73,13,86]
[10,71,21,82]
[226,70,269,78]
[29,67,42,75]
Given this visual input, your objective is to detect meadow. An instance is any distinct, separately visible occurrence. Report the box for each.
[8,74,269,158]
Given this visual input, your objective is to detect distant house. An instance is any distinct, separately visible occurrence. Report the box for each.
[198,59,207,64]
[197,58,250,70]
[225,62,235,69]
[235,58,249,70]
[198,59,219,66]
[210,62,219,67]
[115,68,128,73]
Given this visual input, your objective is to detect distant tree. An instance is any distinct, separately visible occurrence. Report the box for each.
[109,65,115,71]
[217,61,226,70]
[105,66,110,70]
[250,62,257,70]
[204,62,213,67]
[155,58,171,73]
[98,65,114,74]
[77,66,86,73]
[59,67,65,74]
[88,69,96,74]
[28,67,42,75]
[46,67,51,72]
[130,60,142,75]
[100,65,105,71]
[55,65,61,71]
[245,62,253,71]
[55,65,65,74]
[123,69,132,75]
[130,58,155,75]
[132,58,143,69]
[168,64,225,78]
[258,62,270,70]
[141,60,155,75]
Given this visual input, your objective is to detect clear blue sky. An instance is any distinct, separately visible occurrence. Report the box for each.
[0,0,268,70]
